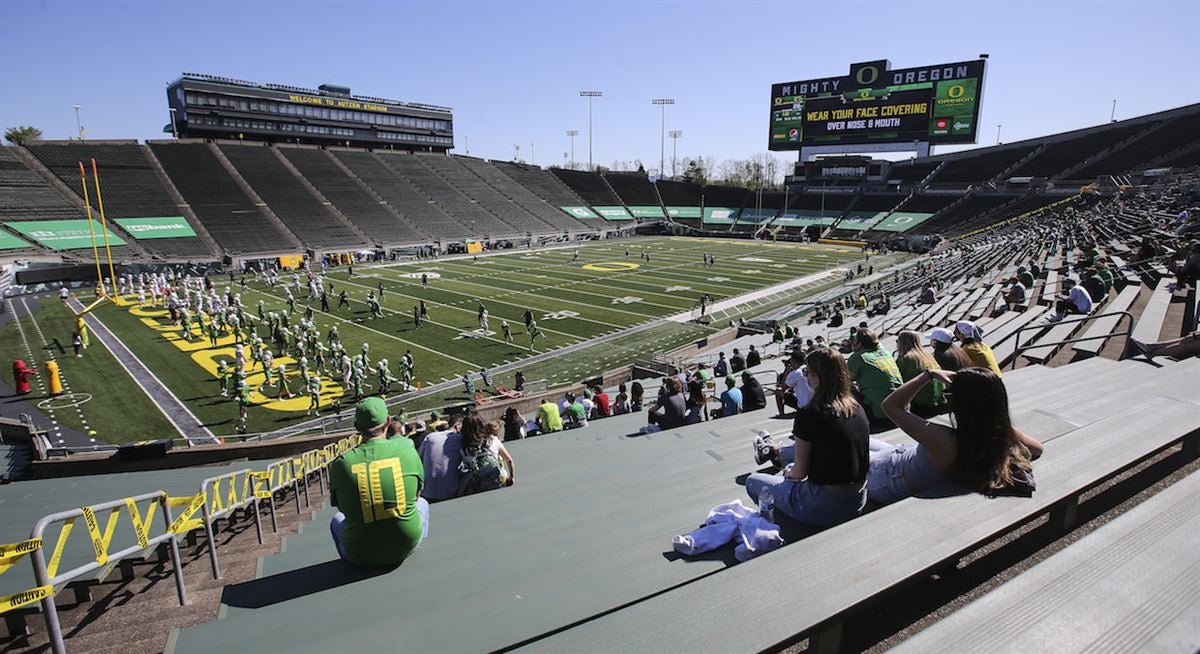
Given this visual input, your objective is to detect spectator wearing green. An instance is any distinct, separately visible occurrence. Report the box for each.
[329,397,428,567]
[1017,266,1035,290]
[846,328,903,429]
[536,397,564,433]
[893,330,947,418]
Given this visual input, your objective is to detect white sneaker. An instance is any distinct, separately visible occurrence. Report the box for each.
[753,432,775,465]
[1047,313,1063,323]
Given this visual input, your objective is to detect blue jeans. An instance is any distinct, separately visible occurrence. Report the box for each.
[330,497,430,564]
[745,472,866,528]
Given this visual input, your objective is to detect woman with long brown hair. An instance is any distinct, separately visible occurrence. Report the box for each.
[746,347,869,527]
[894,330,947,418]
[871,367,1043,506]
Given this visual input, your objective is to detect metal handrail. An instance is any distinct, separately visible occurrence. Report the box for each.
[1009,309,1135,369]
[29,491,186,654]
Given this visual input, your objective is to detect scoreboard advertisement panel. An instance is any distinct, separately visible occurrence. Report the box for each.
[769,58,986,150]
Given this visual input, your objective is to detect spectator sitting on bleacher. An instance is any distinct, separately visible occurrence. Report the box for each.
[1126,330,1200,362]
[894,330,948,418]
[730,348,746,374]
[502,407,526,441]
[828,309,844,328]
[1002,277,1027,311]
[713,352,729,378]
[740,371,767,412]
[872,367,1043,506]
[613,383,630,415]
[847,329,903,431]
[1081,267,1107,303]
[536,397,563,433]
[456,414,515,496]
[685,380,709,424]
[592,385,611,417]
[1048,277,1093,322]
[746,345,762,368]
[919,283,937,305]
[562,393,589,428]
[747,348,869,527]
[418,414,464,502]
[718,376,742,418]
[630,381,645,411]
[776,349,814,417]
[645,376,687,431]
[1018,266,1035,289]
[954,321,1003,376]
[331,398,428,567]
[1167,240,1200,292]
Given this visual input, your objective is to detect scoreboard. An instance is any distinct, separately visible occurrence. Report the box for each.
[770,58,985,150]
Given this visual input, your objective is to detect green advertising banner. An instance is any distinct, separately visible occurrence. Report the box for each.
[702,207,737,224]
[6,220,127,251]
[561,206,599,219]
[114,216,196,239]
[627,206,665,218]
[592,206,634,221]
[775,213,838,227]
[0,231,32,251]
[666,206,703,219]
[837,211,888,228]
[736,209,777,224]
[871,212,935,233]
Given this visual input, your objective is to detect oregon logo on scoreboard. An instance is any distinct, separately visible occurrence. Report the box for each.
[769,57,986,151]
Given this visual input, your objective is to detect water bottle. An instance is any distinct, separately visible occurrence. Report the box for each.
[758,487,775,522]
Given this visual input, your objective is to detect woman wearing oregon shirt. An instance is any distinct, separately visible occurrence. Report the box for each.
[330,397,429,567]
[846,329,902,431]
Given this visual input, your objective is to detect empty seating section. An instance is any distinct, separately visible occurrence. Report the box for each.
[854,194,904,213]
[331,151,471,239]
[150,143,295,254]
[493,161,584,208]
[24,143,214,259]
[604,173,660,206]
[655,179,702,206]
[1008,123,1146,178]
[933,146,1037,183]
[703,185,750,209]
[454,157,588,230]
[219,144,363,248]
[0,146,82,221]
[415,155,553,233]
[1157,145,1200,169]
[1073,118,1200,177]
[897,194,959,216]
[920,195,1014,235]
[886,160,939,184]
[378,152,516,236]
[788,190,850,215]
[552,168,623,205]
[279,148,427,244]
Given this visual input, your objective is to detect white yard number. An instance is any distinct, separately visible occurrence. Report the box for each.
[543,311,579,320]
[612,296,642,305]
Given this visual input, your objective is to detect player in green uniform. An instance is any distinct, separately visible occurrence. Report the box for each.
[235,382,252,434]
[328,397,427,567]
[277,364,294,400]
[217,360,230,397]
[376,359,397,396]
[462,372,475,397]
[502,320,512,343]
[306,374,322,415]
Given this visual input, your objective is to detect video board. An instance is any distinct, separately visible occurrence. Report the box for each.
[769,58,986,150]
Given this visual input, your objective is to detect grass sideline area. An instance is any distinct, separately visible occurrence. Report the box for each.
[1,237,870,439]
[0,295,176,445]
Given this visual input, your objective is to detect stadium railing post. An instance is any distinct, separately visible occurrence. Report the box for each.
[198,480,223,580]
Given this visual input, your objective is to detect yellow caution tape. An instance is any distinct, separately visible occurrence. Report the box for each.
[123,498,152,550]
[168,493,205,534]
[46,519,75,578]
[80,506,109,567]
[0,538,42,576]
[0,585,54,614]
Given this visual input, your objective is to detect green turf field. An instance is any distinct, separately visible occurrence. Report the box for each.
[2,237,870,440]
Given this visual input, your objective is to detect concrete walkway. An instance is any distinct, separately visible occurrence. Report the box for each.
[69,297,218,445]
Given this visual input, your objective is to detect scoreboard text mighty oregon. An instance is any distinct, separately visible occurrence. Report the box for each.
[769,58,986,150]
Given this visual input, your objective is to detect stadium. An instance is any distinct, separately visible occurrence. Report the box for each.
[1,4,1199,653]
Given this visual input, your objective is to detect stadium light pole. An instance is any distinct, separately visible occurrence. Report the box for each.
[995,124,1002,145]
[668,130,683,178]
[652,99,674,178]
[566,130,579,169]
[513,144,520,162]
[168,107,178,139]
[72,105,84,141]
[580,91,602,171]
[1110,99,1117,123]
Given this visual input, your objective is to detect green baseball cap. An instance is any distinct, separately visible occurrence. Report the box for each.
[355,397,389,430]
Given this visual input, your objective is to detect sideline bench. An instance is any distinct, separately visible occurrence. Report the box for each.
[509,396,1200,654]
[889,469,1200,654]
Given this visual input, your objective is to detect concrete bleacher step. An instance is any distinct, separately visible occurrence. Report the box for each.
[888,469,1200,654]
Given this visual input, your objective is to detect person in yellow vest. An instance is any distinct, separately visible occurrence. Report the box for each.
[45,360,63,396]
[75,315,89,349]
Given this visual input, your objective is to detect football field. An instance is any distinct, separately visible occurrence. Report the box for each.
[2,237,872,441]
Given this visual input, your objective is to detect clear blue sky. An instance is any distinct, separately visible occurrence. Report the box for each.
[2,0,1197,171]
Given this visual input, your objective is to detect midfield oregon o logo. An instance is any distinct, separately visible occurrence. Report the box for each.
[582,262,640,272]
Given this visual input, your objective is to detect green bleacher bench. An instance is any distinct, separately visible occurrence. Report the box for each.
[888,468,1200,654]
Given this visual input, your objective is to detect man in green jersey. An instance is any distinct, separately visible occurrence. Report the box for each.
[329,397,428,567]
[846,329,902,430]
